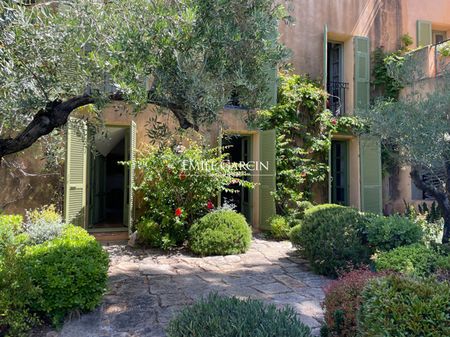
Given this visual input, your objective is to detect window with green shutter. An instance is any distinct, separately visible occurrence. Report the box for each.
[417,20,432,47]
[64,118,88,227]
[258,130,276,230]
[354,36,370,111]
[359,135,382,214]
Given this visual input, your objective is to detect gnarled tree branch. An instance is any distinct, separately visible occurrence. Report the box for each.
[0,95,94,159]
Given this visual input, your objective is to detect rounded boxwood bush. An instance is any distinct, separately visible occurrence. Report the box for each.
[22,225,109,325]
[366,214,423,251]
[290,204,373,276]
[269,215,290,240]
[188,209,251,256]
[374,243,440,277]
[358,275,450,337]
[166,293,312,337]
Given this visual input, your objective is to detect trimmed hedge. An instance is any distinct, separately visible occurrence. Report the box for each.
[358,275,450,336]
[22,225,109,325]
[166,293,312,337]
[374,243,440,277]
[189,209,251,256]
[290,204,373,276]
[366,214,423,251]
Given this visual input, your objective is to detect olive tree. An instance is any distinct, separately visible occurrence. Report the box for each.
[360,55,450,243]
[0,0,290,159]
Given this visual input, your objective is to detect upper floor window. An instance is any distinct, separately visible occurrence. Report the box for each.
[433,31,447,44]
[327,42,348,116]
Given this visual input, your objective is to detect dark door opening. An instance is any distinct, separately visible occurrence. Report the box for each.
[221,134,251,222]
[89,127,126,229]
[331,140,349,205]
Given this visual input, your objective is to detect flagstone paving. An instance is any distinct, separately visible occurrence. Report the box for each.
[42,236,330,337]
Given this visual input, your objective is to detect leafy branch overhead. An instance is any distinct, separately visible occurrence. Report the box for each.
[0,0,291,158]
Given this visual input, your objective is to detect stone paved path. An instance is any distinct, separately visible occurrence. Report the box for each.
[44,237,330,337]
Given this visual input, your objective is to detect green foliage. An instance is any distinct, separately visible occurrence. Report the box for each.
[372,47,404,100]
[24,205,67,245]
[137,218,162,248]
[289,224,302,247]
[188,209,252,256]
[438,41,450,57]
[0,234,40,337]
[418,201,443,223]
[166,293,312,337]
[132,139,253,249]
[290,204,373,276]
[269,215,291,240]
[22,225,109,326]
[366,214,423,251]
[374,243,440,277]
[322,268,378,337]
[257,74,338,213]
[358,275,450,337]
[0,0,289,158]
[0,214,23,257]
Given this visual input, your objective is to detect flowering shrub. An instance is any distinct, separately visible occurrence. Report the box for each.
[269,215,291,240]
[322,268,378,337]
[132,140,253,249]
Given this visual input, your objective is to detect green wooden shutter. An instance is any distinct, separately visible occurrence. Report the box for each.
[126,121,136,233]
[354,36,370,111]
[323,24,328,94]
[359,135,382,214]
[64,118,88,226]
[259,130,276,230]
[417,20,432,47]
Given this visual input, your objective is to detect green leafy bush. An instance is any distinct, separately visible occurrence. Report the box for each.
[0,214,23,257]
[322,268,378,337]
[358,275,450,337]
[374,243,439,277]
[137,217,162,248]
[131,140,252,249]
[289,223,302,246]
[366,214,423,251]
[290,204,373,276]
[166,293,312,337]
[0,239,40,337]
[269,215,290,240]
[188,209,252,256]
[22,225,109,325]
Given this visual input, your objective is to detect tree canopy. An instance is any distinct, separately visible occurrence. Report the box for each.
[0,0,290,158]
[360,51,450,242]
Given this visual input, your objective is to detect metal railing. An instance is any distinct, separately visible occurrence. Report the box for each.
[327,81,349,116]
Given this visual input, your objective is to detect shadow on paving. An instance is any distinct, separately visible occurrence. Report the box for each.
[36,238,331,337]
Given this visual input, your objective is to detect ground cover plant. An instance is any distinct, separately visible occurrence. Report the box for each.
[166,293,312,337]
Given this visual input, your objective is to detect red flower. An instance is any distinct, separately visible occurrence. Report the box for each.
[331,118,337,125]
[207,200,214,210]
[179,171,186,181]
[175,208,182,217]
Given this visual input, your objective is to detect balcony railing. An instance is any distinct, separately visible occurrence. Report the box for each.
[327,81,349,116]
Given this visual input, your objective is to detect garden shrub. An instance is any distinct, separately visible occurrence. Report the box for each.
[289,223,302,246]
[137,217,162,248]
[358,275,450,337]
[291,204,373,276]
[374,243,439,277]
[0,238,40,337]
[24,205,67,245]
[0,214,23,257]
[131,140,252,249]
[269,215,290,240]
[322,268,378,337]
[166,293,312,337]
[22,225,109,325]
[366,214,423,251]
[188,209,251,256]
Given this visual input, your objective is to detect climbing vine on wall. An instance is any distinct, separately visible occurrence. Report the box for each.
[257,73,363,216]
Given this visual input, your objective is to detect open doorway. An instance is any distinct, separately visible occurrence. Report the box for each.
[88,127,127,229]
[221,134,252,222]
[331,140,349,206]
